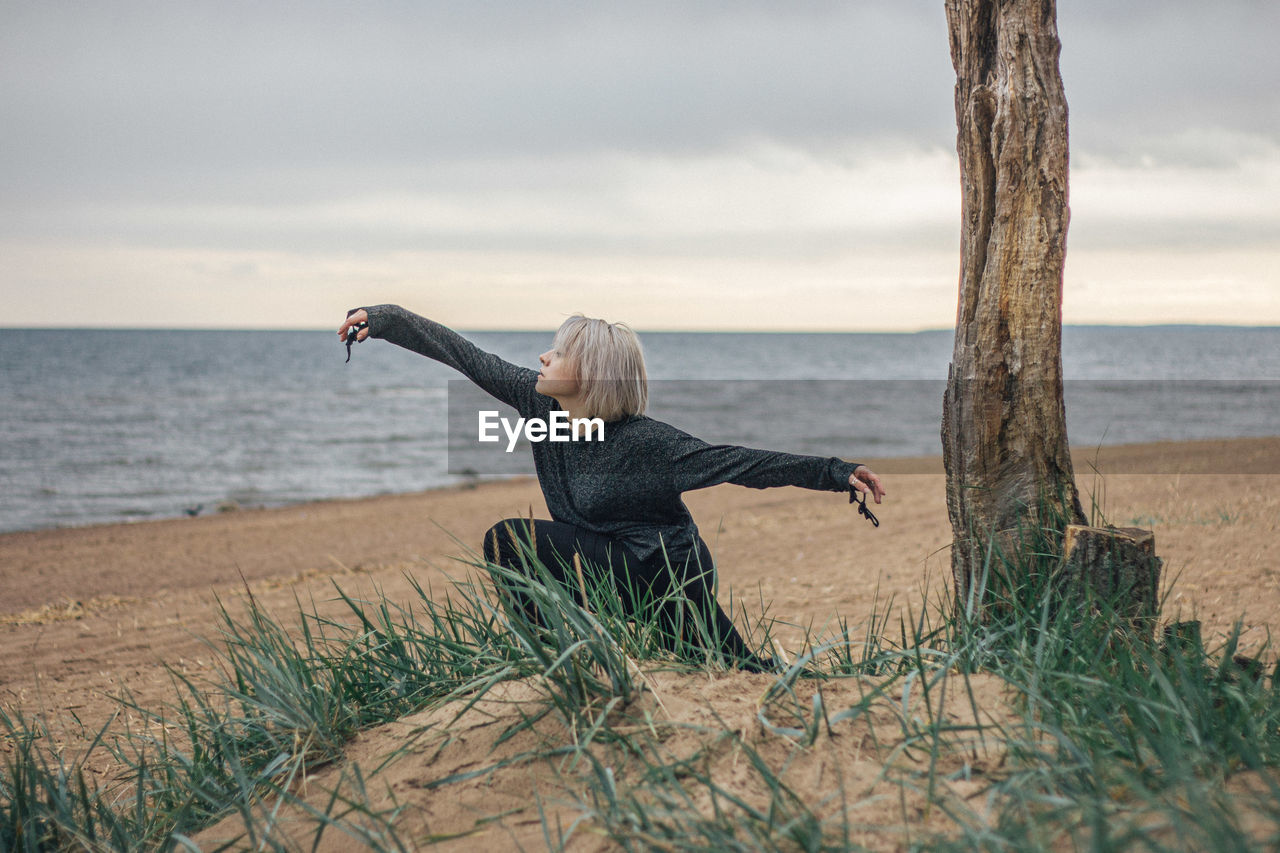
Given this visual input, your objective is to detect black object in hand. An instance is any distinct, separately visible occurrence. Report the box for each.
[850,487,879,527]
[344,310,368,363]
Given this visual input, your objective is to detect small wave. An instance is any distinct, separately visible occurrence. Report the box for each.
[59,455,164,469]
[370,386,441,399]
[318,433,431,446]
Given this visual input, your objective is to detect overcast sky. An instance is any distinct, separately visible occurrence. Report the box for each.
[3,1,1277,331]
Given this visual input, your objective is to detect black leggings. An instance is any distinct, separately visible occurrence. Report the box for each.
[482,518,763,667]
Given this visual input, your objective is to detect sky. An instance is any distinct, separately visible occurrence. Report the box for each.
[2,1,1278,332]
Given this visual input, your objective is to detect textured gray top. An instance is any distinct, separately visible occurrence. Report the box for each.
[362,304,862,565]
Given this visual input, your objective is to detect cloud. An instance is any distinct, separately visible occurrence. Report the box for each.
[1058,2,1280,162]
[1070,133,1280,249]
[5,144,959,255]
[2,2,1277,328]
[0,3,955,205]
[4,2,1275,204]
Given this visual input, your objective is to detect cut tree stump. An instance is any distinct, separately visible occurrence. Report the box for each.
[1060,525,1162,630]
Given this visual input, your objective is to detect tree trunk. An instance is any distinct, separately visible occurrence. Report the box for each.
[941,0,1087,606]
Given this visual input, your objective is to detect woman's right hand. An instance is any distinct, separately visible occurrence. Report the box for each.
[338,309,370,342]
[850,465,886,503]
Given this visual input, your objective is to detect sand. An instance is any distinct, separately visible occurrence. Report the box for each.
[3,436,1279,847]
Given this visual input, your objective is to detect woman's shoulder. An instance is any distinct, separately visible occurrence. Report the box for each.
[606,413,697,445]
[610,412,663,430]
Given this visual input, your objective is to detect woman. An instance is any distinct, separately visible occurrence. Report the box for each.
[339,304,885,671]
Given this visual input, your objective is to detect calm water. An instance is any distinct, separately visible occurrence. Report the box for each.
[1,325,1277,533]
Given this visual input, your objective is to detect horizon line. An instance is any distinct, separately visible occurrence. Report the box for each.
[4,322,1280,334]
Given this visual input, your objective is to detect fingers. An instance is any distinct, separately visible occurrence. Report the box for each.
[851,466,887,504]
[338,309,369,340]
[866,473,886,504]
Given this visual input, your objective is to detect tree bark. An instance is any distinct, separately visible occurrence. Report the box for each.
[941,0,1087,606]
[1060,525,1161,628]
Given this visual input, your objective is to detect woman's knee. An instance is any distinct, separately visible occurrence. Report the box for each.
[678,540,717,594]
[483,518,533,564]
[482,521,504,563]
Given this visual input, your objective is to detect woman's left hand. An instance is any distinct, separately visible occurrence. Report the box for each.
[338,309,370,342]
[849,465,886,503]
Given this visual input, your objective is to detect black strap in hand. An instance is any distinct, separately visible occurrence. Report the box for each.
[849,486,879,528]
[344,309,368,363]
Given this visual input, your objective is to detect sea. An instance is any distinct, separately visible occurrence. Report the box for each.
[2,325,1278,534]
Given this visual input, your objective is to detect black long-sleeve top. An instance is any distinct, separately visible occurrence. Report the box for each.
[361,304,862,566]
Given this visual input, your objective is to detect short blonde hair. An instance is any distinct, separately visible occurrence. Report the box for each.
[552,314,648,422]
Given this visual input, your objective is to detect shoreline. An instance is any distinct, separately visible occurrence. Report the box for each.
[4,435,1279,620]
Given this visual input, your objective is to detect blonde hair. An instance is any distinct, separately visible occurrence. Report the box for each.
[552,314,648,422]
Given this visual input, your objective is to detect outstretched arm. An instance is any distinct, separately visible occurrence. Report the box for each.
[662,424,885,503]
[339,304,540,415]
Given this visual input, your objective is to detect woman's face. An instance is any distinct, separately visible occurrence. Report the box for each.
[536,346,579,401]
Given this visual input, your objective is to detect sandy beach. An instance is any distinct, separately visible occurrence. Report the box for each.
[3,436,1279,847]
[5,435,1280,722]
